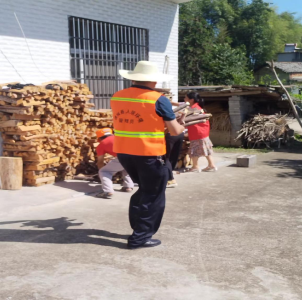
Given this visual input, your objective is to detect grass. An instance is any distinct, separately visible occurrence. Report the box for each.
[294,134,302,142]
[213,146,271,154]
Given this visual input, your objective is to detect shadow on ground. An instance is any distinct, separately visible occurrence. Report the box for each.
[0,217,127,249]
[263,158,302,178]
[275,140,302,154]
[54,181,101,195]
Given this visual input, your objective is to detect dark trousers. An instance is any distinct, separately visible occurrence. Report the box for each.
[117,154,169,247]
[165,132,184,179]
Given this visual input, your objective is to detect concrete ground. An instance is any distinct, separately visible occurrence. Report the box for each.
[0,151,302,300]
[287,118,302,135]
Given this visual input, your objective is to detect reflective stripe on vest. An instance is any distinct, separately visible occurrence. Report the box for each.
[111,97,157,104]
[114,130,165,138]
[111,87,166,156]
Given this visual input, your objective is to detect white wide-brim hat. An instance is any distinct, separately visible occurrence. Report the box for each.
[119,61,173,82]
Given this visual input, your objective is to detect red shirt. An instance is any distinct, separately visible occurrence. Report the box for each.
[96,135,117,157]
[187,103,210,141]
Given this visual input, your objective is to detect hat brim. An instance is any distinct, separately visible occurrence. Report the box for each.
[119,70,173,82]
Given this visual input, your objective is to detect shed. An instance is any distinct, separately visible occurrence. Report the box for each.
[179,86,289,146]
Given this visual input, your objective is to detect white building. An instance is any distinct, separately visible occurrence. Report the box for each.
[0,0,191,109]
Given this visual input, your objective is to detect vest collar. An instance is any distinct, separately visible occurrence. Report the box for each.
[131,85,155,91]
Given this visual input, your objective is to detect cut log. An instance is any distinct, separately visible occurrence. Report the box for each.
[0,157,23,190]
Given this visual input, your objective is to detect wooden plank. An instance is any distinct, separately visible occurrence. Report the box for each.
[3,140,42,146]
[32,176,55,184]
[20,134,49,141]
[0,106,31,114]
[21,100,45,107]
[17,125,41,132]
[3,146,42,152]
[0,120,23,128]
[0,95,24,105]
[25,156,60,166]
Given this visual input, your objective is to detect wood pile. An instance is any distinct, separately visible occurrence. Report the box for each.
[206,103,231,132]
[0,81,113,186]
[235,114,289,148]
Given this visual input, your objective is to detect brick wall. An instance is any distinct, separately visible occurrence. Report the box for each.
[0,0,179,100]
[229,96,254,146]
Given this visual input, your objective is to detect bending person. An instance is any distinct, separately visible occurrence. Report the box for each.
[96,128,134,199]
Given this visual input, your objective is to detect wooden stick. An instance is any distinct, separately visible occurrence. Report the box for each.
[184,119,209,127]
[185,113,212,123]
[270,60,302,129]
[173,103,189,113]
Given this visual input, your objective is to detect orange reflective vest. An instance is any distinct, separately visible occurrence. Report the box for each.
[111,87,166,156]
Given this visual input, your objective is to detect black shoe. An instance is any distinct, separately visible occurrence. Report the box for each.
[127,239,161,250]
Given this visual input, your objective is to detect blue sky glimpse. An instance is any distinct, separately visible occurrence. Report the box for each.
[265,0,302,19]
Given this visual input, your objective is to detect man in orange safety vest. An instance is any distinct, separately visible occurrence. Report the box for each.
[111,61,185,249]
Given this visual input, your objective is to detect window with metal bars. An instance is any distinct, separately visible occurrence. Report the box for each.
[69,16,149,109]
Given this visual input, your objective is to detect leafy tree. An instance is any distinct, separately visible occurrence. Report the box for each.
[204,43,253,85]
[179,1,215,85]
[179,0,302,85]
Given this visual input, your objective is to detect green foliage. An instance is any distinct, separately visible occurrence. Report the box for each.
[256,75,280,86]
[204,44,254,85]
[294,134,302,142]
[214,146,271,153]
[179,0,302,86]
[291,94,302,101]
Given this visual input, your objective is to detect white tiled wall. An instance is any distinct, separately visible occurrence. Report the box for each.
[0,0,179,100]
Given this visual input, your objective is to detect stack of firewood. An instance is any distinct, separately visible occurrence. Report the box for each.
[236,113,289,148]
[0,81,113,186]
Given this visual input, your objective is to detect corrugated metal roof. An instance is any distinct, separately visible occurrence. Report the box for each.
[267,62,302,73]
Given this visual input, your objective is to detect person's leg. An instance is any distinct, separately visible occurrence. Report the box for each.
[99,159,120,194]
[202,138,217,171]
[117,154,141,230]
[170,132,184,170]
[128,156,169,248]
[192,156,199,170]
[121,170,134,190]
[205,155,216,168]
[165,133,173,161]
[165,133,174,181]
